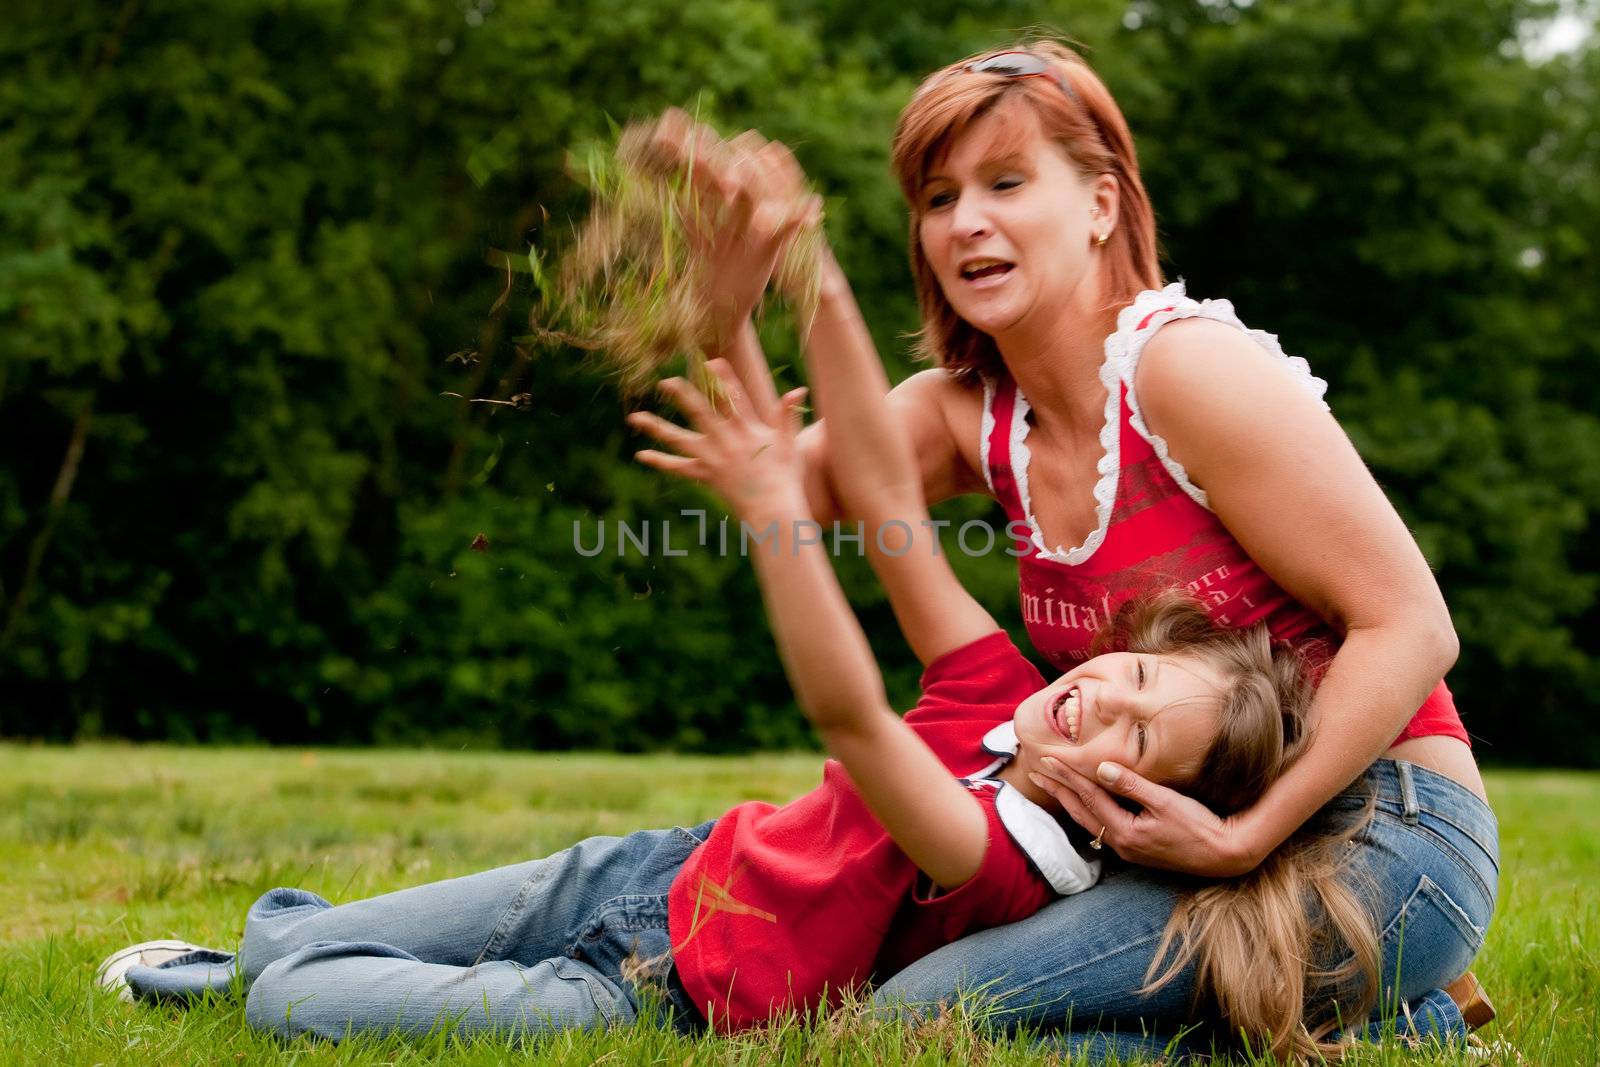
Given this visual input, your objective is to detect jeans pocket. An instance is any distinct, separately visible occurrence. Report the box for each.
[1380,875,1485,998]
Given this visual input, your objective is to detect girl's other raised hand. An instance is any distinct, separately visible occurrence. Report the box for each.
[629,358,811,521]
[647,109,822,335]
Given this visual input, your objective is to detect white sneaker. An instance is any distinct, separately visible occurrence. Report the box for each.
[94,939,207,1003]
[1464,1035,1525,1065]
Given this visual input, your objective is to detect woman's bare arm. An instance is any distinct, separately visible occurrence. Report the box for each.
[1034,317,1456,876]
[1148,320,1455,865]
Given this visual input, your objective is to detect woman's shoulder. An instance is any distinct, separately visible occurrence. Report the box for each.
[1106,284,1332,508]
[895,364,986,406]
[892,365,986,439]
[887,366,989,497]
[1110,282,1329,413]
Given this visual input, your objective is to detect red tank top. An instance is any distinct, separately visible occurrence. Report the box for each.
[982,284,1466,746]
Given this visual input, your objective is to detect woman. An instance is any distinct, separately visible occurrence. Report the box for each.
[669,40,1498,1056]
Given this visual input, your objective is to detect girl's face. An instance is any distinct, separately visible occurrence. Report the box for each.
[916,104,1111,339]
[1012,651,1225,789]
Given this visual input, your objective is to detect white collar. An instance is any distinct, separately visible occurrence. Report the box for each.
[967,721,1100,895]
[981,719,1021,760]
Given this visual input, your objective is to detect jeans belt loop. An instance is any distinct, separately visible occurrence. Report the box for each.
[1397,760,1420,825]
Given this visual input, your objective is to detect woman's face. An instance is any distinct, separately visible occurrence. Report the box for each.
[916,105,1110,338]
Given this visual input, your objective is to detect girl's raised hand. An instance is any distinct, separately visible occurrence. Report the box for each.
[628,358,810,519]
[648,109,822,335]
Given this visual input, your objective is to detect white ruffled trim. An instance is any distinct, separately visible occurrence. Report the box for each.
[978,377,997,496]
[1006,342,1123,566]
[1108,281,1331,511]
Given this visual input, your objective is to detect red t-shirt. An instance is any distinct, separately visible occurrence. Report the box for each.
[667,631,1086,1031]
[983,284,1467,746]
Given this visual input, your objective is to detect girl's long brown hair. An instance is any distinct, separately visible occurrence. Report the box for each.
[1095,592,1379,1060]
[890,40,1163,382]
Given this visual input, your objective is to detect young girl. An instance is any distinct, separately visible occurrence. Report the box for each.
[101,343,1368,1056]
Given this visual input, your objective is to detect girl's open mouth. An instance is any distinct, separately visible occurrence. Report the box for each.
[1049,686,1081,743]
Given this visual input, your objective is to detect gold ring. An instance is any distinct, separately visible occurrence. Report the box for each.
[1090,825,1106,850]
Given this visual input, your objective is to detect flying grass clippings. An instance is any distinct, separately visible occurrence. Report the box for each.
[534,117,825,401]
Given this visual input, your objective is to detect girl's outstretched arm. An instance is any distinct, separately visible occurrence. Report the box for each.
[796,251,1001,667]
[630,362,988,889]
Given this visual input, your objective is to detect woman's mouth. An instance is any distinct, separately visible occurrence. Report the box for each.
[1049,686,1081,743]
[959,258,1014,288]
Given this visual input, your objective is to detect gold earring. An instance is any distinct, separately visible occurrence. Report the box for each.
[1096,231,1109,247]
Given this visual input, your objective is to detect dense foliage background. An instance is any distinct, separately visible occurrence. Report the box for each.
[3,0,1597,763]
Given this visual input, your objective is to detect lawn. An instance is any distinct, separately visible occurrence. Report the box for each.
[1,743,1594,1065]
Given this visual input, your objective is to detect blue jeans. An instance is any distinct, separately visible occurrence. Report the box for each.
[872,759,1499,1059]
[125,822,714,1040]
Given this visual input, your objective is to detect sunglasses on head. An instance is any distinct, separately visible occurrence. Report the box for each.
[964,50,1079,105]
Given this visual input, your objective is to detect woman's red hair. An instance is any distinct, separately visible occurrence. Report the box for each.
[891,41,1162,381]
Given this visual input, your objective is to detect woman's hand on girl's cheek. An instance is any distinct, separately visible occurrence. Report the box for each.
[1029,757,1255,878]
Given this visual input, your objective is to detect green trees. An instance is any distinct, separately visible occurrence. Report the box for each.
[1121,0,1600,764]
[2,0,1595,762]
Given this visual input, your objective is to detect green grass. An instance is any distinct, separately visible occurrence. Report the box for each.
[1,744,1595,1065]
